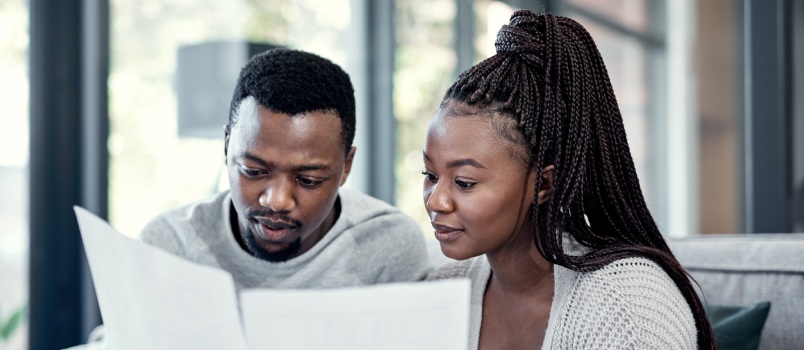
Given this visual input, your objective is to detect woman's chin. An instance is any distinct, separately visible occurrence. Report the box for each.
[439,243,479,261]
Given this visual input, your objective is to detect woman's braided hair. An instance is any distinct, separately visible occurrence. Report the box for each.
[442,10,715,349]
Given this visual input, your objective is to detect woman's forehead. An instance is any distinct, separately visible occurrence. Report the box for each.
[428,107,529,161]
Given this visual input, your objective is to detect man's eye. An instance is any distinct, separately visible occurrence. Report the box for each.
[240,167,264,177]
[455,180,476,189]
[297,177,323,187]
[422,171,438,182]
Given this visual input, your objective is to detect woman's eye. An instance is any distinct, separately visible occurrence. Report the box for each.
[455,179,476,189]
[297,177,323,187]
[422,171,438,182]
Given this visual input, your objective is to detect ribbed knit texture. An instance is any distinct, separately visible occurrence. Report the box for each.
[428,255,697,349]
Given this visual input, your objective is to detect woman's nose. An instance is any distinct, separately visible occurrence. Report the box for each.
[425,182,454,214]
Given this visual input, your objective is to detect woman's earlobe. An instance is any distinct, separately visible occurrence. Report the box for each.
[537,165,555,205]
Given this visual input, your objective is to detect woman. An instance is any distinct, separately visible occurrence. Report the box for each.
[425,10,715,349]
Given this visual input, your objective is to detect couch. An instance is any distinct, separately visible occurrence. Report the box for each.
[426,234,804,349]
[669,234,804,350]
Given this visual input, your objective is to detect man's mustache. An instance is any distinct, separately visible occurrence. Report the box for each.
[245,208,303,228]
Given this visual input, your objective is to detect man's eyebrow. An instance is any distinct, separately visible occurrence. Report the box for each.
[240,153,329,172]
[241,153,271,167]
[294,164,329,172]
[422,151,487,169]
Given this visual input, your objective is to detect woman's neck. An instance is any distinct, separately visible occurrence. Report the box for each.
[485,233,554,297]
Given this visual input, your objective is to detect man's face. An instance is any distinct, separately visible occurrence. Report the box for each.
[225,97,354,262]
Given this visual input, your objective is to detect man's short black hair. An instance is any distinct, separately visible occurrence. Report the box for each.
[228,48,356,153]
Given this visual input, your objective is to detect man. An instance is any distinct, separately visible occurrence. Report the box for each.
[140,48,428,289]
[69,48,428,350]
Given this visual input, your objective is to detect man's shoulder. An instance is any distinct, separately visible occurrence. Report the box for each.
[339,187,401,216]
[139,191,229,248]
[338,187,420,235]
[335,187,428,282]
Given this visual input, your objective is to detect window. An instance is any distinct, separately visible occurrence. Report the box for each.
[109,0,352,237]
[0,0,29,348]
[563,0,662,226]
[394,0,457,234]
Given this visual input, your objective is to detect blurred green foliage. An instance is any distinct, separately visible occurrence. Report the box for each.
[0,305,26,342]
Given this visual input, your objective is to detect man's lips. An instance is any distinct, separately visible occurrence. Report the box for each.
[258,219,296,230]
[253,218,298,241]
[432,222,464,242]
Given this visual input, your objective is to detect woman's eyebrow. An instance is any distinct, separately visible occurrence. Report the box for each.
[423,151,487,169]
[446,158,487,169]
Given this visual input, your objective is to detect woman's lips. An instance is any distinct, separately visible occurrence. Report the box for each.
[432,223,464,242]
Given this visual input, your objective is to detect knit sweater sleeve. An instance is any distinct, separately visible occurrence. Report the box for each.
[138,214,187,258]
[425,259,474,280]
[549,257,697,350]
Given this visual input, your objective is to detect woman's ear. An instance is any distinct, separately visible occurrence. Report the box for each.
[537,165,555,205]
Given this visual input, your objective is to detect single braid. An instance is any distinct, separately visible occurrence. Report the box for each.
[441,10,715,349]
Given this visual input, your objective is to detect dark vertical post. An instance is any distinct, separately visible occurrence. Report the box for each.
[365,0,396,204]
[793,0,804,232]
[743,0,792,233]
[455,0,475,75]
[29,0,108,347]
[28,0,84,347]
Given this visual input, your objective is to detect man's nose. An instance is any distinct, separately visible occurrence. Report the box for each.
[259,178,296,213]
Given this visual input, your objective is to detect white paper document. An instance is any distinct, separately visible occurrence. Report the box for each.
[241,279,469,350]
[74,206,470,350]
[75,206,249,350]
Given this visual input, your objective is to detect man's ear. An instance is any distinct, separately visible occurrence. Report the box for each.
[223,124,230,161]
[537,165,555,205]
[339,147,357,186]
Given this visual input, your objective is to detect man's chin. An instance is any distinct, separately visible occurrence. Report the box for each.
[244,229,302,262]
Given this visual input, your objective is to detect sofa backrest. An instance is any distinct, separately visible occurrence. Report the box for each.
[669,234,804,350]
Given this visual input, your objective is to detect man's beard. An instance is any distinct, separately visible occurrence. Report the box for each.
[243,227,302,262]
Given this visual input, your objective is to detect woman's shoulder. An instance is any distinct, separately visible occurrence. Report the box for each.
[558,256,697,348]
[426,257,479,281]
[589,256,679,289]
[578,256,689,309]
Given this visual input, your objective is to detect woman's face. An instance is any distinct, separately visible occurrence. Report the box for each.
[423,108,538,260]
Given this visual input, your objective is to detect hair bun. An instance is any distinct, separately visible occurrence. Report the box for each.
[495,10,547,64]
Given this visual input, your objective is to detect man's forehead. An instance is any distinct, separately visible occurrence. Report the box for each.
[230,121,344,168]
[236,96,340,120]
[233,99,339,134]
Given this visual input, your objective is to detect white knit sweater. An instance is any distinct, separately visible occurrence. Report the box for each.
[428,255,697,349]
